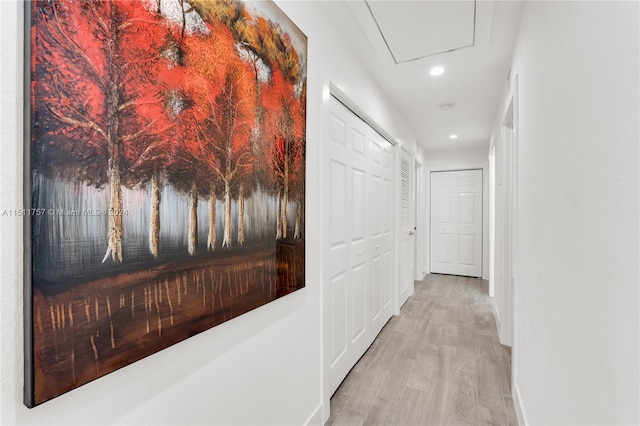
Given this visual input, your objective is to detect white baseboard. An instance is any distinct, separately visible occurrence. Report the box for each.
[514,383,529,426]
[304,403,323,426]
[491,302,515,347]
[492,303,503,341]
[418,267,428,281]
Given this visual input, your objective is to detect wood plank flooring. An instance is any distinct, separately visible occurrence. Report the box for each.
[326,274,517,426]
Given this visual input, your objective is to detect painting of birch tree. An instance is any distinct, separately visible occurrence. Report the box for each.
[26,0,306,407]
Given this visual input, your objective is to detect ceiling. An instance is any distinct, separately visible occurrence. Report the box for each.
[318,0,525,151]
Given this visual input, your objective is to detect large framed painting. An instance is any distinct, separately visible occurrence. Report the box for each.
[25,0,306,407]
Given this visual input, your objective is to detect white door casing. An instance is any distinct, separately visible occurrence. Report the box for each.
[430,169,483,277]
[326,96,394,396]
[414,161,423,281]
[489,147,497,298]
[501,94,516,348]
[398,149,414,307]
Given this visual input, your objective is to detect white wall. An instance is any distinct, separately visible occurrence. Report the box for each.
[0,1,418,425]
[423,146,490,280]
[424,146,489,167]
[496,1,640,424]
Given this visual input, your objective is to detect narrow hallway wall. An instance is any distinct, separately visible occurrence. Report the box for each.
[499,2,639,424]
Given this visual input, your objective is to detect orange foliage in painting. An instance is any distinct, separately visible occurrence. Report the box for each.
[261,69,305,238]
[32,0,177,262]
[179,19,257,248]
[32,0,306,257]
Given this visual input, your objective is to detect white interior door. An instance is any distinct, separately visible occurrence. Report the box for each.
[398,150,414,307]
[368,131,394,338]
[430,169,483,277]
[326,97,394,395]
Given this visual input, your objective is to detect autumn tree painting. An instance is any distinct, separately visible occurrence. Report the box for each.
[27,0,306,407]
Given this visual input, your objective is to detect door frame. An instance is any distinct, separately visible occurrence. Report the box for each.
[488,146,496,297]
[414,159,423,281]
[505,74,519,396]
[425,162,489,280]
[398,147,415,310]
[501,100,515,349]
[490,73,519,392]
[321,83,400,420]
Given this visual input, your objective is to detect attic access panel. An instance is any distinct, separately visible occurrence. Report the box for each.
[365,0,476,63]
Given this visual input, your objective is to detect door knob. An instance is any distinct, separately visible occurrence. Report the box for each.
[409,231,415,236]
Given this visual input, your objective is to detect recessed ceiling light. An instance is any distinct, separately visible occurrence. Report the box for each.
[449,134,458,140]
[430,66,444,76]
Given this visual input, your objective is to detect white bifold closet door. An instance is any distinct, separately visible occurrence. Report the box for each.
[326,96,394,395]
[430,169,483,277]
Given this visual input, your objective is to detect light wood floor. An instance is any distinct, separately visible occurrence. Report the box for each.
[326,274,517,426]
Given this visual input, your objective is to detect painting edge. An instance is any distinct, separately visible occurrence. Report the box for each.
[23,0,35,409]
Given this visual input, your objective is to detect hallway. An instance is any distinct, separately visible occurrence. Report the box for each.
[327,274,517,425]
[0,1,637,424]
